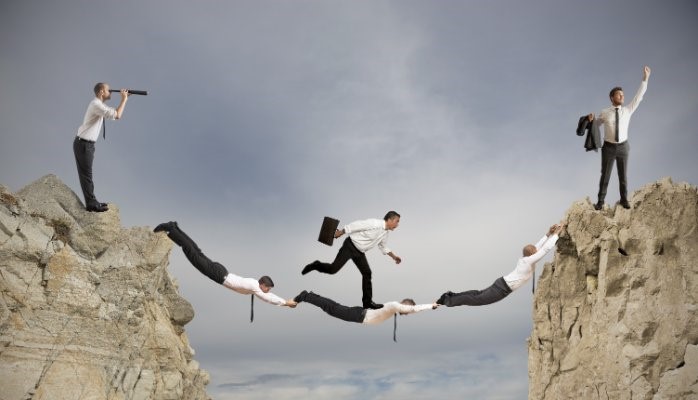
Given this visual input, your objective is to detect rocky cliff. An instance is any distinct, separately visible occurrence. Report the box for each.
[529,178,698,400]
[0,175,210,400]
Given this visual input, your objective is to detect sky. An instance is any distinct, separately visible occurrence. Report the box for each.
[1,1,697,399]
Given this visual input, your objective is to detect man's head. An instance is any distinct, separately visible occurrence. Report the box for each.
[398,298,415,315]
[94,82,111,101]
[258,276,274,293]
[609,86,624,106]
[384,211,401,231]
[522,244,537,257]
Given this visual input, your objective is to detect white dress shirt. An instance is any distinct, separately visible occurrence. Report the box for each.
[222,273,286,306]
[596,81,647,144]
[503,234,559,291]
[362,302,433,325]
[77,98,117,142]
[343,218,392,254]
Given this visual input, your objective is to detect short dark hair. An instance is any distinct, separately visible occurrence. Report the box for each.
[384,211,401,221]
[609,86,623,98]
[94,82,107,96]
[258,276,274,288]
[400,298,416,306]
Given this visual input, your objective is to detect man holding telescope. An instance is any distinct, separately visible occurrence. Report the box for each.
[73,83,145,212]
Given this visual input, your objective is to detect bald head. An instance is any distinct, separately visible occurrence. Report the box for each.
[523,244,537,257]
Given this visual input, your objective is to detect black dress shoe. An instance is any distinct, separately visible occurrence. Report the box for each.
[619,200,631,209]
[363,301,383,310]
[302,261,320,275]
[594,202,604,211]
[154,221,178,233]
[436,291,454,305]
[294,290,309,303]
[86,204,108,212]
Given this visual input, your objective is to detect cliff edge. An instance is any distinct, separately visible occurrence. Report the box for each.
[529,178,698,399]
[0,175,210,400]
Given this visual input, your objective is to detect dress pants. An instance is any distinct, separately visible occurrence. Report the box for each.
[313,238,374,306]
[437,277,512,307]
[73,137,99,207]
[597,141,629,203]
[167,225,228,285]
[304,292,366,323]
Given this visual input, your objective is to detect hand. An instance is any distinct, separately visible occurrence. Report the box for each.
[432,303,440,309]
[286,300,298,308]
[334,229,344,239]
[547,224,559,236]
[393,255,402,265]
[120,89,130,98]
[643,65,651,81]
[587,113,594,121]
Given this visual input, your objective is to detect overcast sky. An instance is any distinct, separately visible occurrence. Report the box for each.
[1,1,697,399]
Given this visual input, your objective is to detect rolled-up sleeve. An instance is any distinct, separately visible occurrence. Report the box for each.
[94,101,117,120]
[377,238,391,255]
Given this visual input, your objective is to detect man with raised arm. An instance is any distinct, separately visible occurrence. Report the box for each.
[436,223,564,307]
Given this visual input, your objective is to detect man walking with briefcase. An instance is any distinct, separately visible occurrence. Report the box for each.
[302,211,402,310]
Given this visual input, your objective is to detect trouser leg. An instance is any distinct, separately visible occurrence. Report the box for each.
[167,225,228,284]
[304,292,365,323]
[352,253,373,305]
[616,142,629,202]
[437,277,512,307]
[314,238,354,274]
[73,138,98,206]
[597,143,616,203]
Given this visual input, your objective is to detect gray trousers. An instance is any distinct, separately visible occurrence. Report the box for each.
[437,277,513,307]
[304,292,366,323]
[167,225,228,285]
[598,141,629,203]
[73,137,99,207]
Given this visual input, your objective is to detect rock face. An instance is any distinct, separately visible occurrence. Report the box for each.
[528,178,698,400]
[0,175,210,400]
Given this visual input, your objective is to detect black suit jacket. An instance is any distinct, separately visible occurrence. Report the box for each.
[577,115,601,152]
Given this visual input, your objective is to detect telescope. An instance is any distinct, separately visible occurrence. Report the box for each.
[109,89,148,96]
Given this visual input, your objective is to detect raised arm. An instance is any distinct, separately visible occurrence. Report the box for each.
[114,89,129,119]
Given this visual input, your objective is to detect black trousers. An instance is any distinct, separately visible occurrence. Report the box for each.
[314,238,374,305]
[304,292,366,323]
[73,137,99,207]
[598,141,629,203]
[167,225,228,285]
[437,277,512,307]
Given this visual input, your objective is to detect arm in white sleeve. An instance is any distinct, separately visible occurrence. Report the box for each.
[524,234,559,264]
[396,303,433,315]
[95,101,118,120]
[533,235,548,250]
[627,80,647,115]
[343,219,383,235]
[377,238,392,255]
[254,289,287,306]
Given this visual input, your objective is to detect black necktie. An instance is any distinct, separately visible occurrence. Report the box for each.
[102,118,106,140]
[615,108,619,142]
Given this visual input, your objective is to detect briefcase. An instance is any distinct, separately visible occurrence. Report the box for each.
[318,216,340,246]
